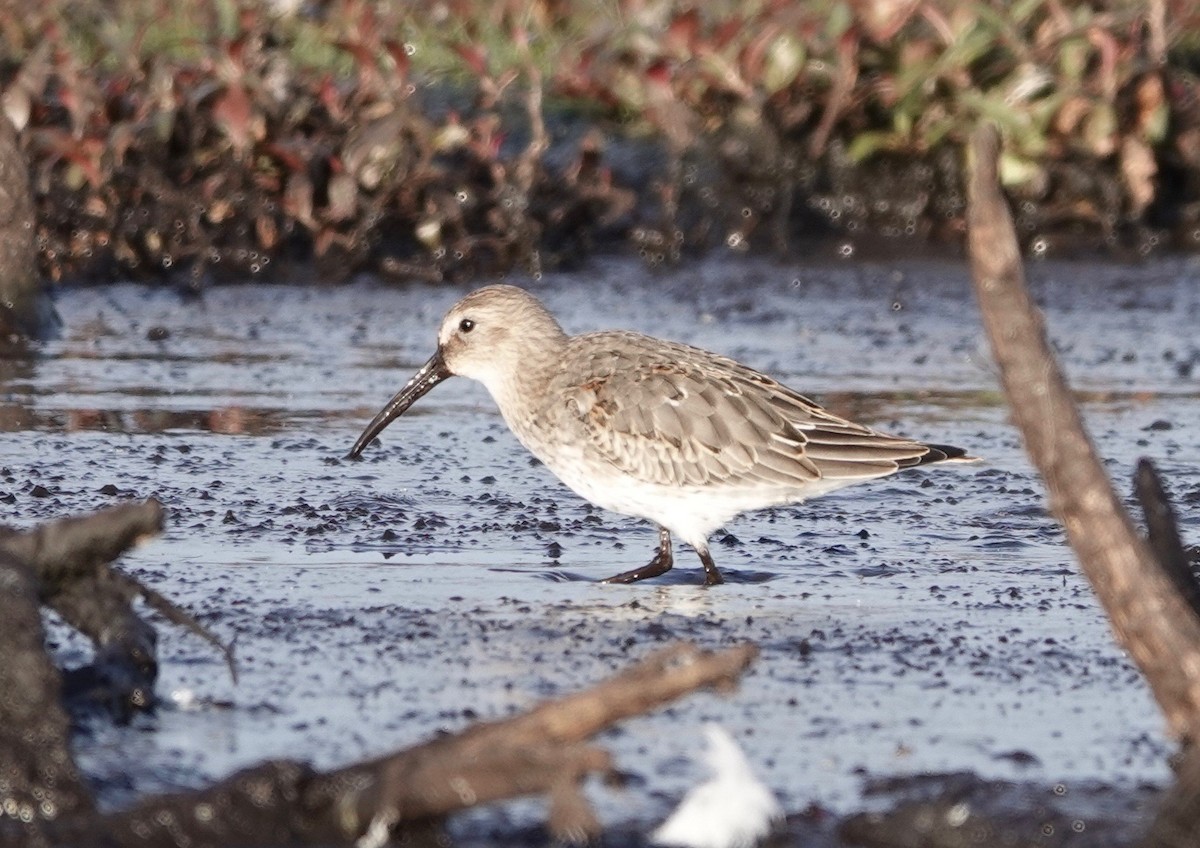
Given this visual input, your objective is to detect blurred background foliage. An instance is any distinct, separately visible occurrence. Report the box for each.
[1,0,1198,283]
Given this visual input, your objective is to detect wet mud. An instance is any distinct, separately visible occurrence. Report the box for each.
[5,256,1199,842]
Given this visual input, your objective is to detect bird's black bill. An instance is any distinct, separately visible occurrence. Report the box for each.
[346,350,450,459]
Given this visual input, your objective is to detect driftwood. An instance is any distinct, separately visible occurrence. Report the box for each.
[0,499,234,717]
[70,642,756,848]
[0,546,96,829]
[966,124,1200,743]
[966,124,1200,845]
[0,500,757,847]
[0,498,235,835]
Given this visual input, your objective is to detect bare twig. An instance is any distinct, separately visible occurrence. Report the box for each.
[320,642,759,838]
[0,500,236,707]
[966,123,1200,742]
[43,642,756,847]
[1135,458,1200,620]
[0,550,94,833]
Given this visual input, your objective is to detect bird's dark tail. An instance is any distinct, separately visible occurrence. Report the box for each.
[914,443,979,466]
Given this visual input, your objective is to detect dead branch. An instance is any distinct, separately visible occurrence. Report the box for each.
[0,499,166,586]
[322,642,760,831]
[43,643,756,847]
[965,123,1200,741]
[1142,744,1200,847]
[1134,458,1200,620]
[0,500,234,713]
[0,549,95,836]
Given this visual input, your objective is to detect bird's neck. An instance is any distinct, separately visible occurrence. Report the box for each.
[483,335,567,433]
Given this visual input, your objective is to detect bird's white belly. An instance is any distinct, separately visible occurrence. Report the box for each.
[531,442,853,550]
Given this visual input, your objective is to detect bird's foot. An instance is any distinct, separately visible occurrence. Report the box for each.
[600,531,673,584]
[698,548,724,587]
[599,553,672,585]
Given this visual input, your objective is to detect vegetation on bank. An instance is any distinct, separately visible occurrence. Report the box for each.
[1,0,1198,284]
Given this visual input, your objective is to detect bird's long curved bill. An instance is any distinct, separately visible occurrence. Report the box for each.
[346,350,450,459]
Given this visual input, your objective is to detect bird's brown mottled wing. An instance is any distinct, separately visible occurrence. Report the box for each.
[556,332,936,489]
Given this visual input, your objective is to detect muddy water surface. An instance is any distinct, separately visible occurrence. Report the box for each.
[7,256,1200,839]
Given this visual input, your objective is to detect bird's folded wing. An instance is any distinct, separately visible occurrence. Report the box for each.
[559,335,930,489]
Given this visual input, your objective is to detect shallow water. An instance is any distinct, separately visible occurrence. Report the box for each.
[8,255,1200,838]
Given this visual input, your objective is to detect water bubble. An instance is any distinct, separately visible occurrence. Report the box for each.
[456,190,469,203]
[892,301,902,311]
[1031,237,1048,257]
[838,242,854,258]
[726,232,746,249]
[404,42,417,56]
[741,207,752,219]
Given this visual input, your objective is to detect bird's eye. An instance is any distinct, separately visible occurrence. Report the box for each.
[459,318,475,333]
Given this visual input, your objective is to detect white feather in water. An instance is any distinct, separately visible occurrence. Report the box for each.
[651,724,783,848]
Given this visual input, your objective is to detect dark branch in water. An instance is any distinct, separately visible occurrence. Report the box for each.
[0,549,95,830]
[0,499,236,702]
[1134,458,1200,622]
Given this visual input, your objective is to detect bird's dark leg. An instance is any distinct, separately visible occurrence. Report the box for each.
[600,526,673,584]
[696,543,725,586]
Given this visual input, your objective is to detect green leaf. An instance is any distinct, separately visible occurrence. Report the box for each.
[763,33,805,94]
[998,151,1044,188]
[826,2,853,39]
[847,130,897,163]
